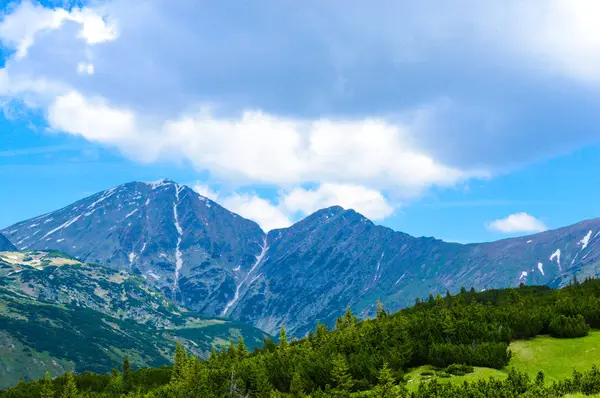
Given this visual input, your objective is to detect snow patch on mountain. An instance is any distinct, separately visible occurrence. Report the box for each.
[373,252,385,282]
[550,249,561,271]
[87,187,117,210]
[222,237,269,316]
[537,262,544,276]
[579,230,592,250]
[173,185,184,295]
[519,271,528,281]
[42,214,83,239]
[124,209,139,219]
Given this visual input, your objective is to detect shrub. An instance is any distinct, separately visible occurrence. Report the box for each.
[444,364,474,376]
[548,315,590,338]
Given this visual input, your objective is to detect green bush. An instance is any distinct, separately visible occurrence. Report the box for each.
[549,314,590,338]
[444,364,474,376]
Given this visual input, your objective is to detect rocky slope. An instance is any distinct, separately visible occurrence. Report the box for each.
[0,250,267,388]
[0,234,15,251]
[3,180,600,337]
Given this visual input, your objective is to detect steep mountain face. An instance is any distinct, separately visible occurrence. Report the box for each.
[215,208,600,336]
[0,250,267,388]
[0,233,16,251]
[3,180,600,337]
[1,180,265,316]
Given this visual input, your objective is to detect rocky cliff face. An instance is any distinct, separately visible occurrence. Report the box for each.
[4,180,600,336]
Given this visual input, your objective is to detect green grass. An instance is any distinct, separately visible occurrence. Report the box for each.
[510,330,600,382]
[405,330,600,391]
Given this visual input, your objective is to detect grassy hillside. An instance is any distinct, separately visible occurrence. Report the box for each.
[0,251,269,389]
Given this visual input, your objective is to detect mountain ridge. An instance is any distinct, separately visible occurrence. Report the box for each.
[3,180,600,336]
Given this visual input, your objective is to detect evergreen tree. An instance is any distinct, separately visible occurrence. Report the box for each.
[376,298,387,319]
[171,342,188,383]
[374,362,401,398]
[336,306,358,330]
[279,326,288,352]
[237,336,248,359]
[331,354,353,395]
[61,372,78,398]
[122,355,131,391]
[40,371,54,398]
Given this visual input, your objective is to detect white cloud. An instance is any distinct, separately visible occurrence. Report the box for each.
[191,183,219,202]
[221,193,292,232]
[191,184,291,231]
[191,182,392,231]
[0,1,117,58]
[47,91,136,143]
[494,0,600,84]
[3,0,600,224]
[40,88,483,195]
[487,212,548,233]
[283,183,394,220]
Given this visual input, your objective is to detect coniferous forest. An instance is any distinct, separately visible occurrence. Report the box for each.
[2,278,600,397]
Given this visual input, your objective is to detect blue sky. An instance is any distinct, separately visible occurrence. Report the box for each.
[2,0,600,242]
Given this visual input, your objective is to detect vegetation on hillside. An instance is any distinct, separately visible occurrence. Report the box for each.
[2,277,600,397]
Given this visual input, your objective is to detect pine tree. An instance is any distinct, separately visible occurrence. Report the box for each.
[336,306,358,330]
[40,371,55,398]
[171,342,188,383]
[374,362,397,398]
[331,354,353,395]
[279,325,288,352]
[315,321,328,342]
[122,355,131,391]
[237,336,248,359]
[61,372,78,398]
[376,298,387,320]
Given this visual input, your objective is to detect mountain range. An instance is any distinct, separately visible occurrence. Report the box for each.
[2,179,600,337]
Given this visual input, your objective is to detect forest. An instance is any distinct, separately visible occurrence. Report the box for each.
[2,277,600,397]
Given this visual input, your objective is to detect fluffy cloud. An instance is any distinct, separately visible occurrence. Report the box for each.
[191,182,394,231]
[284,183,394,220]
[220,193,292,232]
[487,213,548,233]
[0,1,117,58]
[3,0,600,226]
[191,184,291,231]
[191,183,219,202]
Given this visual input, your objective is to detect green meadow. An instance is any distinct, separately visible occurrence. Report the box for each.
[405,329,600,391]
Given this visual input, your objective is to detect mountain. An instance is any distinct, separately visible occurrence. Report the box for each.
[230,208,600,335]
[3,180,600,337]
[1,180,265,316]
[0,234,15,251]
[0,250,267,388]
